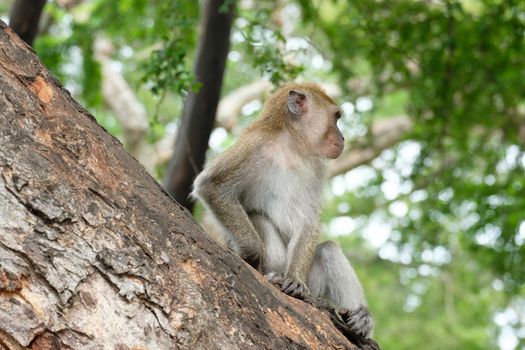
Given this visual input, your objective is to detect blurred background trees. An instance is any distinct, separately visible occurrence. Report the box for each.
[2,0,524,349]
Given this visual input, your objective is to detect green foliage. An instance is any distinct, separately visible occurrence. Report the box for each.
[77,25,102,107]
[132,1,200,96]
[236,1,304,85]
[304,1,525,347]
[33,3,103,108]
[303,0,525,291]
[141,37,200,96]
[32,0,200,134]
[242,24,304,84]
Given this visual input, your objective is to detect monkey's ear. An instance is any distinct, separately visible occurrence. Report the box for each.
[287,90,307,116]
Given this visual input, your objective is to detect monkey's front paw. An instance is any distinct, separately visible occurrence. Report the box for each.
[265,272,310,300]
[339,306,374,338]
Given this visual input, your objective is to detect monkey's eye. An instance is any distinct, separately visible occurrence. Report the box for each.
[334,111,342,120]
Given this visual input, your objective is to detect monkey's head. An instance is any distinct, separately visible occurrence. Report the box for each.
[261,83,345,159]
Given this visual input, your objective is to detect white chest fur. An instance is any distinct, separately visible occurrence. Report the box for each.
[241,136,325,239]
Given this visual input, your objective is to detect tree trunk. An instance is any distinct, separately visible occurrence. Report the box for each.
[0,21,379,350]
[163,0,235,212]
[8,0,47,46]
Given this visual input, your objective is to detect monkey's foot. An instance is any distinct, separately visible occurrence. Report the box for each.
[339,306,374,339]
[265,272,310,300]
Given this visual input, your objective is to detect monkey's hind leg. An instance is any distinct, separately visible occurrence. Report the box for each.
[307,240,374,338]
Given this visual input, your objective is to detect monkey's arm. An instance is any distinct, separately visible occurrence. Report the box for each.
[264,227,318,299]
[199,187,263,267]
[285,227,319,282]
[193,147,264,268]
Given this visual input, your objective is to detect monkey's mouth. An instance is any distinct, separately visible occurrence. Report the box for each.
[323,144,344,159]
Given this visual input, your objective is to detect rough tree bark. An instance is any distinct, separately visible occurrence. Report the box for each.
[8,0,47,46]
[163,0,235,212]
[0,22,381,350]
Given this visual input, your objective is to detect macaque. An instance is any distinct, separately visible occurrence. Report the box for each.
[193,82,373,337]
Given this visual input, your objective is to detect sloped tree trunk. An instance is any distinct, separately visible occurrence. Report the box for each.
[163,0,235,212]
[0,22,380,350]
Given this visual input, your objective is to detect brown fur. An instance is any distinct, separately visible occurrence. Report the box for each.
[250,82,337,133]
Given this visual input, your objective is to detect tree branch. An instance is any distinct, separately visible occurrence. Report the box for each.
[216,79,272,131]
[329,116,412,177]
[8,0,47,46]
[93,37,156,172]
[163,0,236,212]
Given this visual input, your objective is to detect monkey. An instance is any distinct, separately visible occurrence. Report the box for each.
[192,82,373,338]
